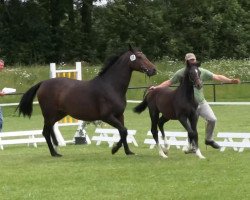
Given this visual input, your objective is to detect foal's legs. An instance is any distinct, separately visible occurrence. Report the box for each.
[178,116,194,152]
[158,116,170,152]
[149,109,167,158]
[189,114,205,159]
[179,115,205,159]
[104,114,134,155]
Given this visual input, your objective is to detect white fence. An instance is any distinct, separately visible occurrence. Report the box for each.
[0,101,249,151]
[1,101,250,107]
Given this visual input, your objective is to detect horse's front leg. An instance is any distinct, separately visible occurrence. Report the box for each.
[179,115,205,159]
[104,114,134,155]
[189,113,205,159]
[178,115,194,150]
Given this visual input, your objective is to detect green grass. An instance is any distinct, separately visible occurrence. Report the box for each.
[1,104,250,199]
[2,146,250,200]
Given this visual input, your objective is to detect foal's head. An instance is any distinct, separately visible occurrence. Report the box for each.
[186,61,202,90]
[128,45,156,76]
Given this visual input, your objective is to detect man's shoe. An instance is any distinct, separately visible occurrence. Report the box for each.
[205,140,221,149]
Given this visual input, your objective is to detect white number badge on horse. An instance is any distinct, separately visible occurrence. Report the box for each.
[130,54,136,61]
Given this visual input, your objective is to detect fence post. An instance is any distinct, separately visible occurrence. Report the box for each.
[213,84,216,102]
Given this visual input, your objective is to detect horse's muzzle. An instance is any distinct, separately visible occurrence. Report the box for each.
[146,68,157,76]
[196,81,203,90]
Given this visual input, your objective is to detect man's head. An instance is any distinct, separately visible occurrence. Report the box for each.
[185,53,196,64]
[0,60,4,70]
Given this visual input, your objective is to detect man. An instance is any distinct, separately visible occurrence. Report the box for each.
[150,53,240,149]
[0,59,5,132]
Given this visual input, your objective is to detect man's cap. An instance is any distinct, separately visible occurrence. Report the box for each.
[185,53,196,61]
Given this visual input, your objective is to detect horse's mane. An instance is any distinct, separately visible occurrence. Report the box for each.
[98,50,127,76]
[180,63,194,84]
[180,62,200,84]
[179,66,189,85]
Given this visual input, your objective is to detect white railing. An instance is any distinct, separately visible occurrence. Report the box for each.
[1,101,250,107]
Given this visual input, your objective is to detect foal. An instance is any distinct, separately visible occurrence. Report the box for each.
[134,62,205,159]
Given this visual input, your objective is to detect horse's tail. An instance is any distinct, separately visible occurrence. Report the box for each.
[133,93,149,114]
[16,82,43,118]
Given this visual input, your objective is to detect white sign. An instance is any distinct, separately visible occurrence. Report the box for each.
[130,54,136,61]
[2,87,16,94]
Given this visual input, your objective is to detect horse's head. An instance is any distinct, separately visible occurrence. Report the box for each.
[186,61,203,90]
[128,45,156,76]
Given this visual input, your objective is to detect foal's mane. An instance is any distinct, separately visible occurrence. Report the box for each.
[179,64,190,84]
[98,50,127,76]
[180,62,200,84]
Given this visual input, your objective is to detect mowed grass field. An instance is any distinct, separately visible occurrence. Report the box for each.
[1,103,250,200]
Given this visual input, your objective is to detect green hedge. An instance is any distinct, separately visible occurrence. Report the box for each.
[0,59,249,104]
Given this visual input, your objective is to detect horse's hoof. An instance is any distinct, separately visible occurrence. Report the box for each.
[51,153,62,157]
[125,151,135,155]
[184,148,196,154]
[163,149,169,155]
[159,152,168,158]
[111,146,119,154]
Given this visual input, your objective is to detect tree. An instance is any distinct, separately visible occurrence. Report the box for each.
[92,0,169,61]
[0,0,249,64]
[163,0,249,59]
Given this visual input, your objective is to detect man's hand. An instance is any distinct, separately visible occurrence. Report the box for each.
[0,91,5,96]
[231,79,241,84]
[149,86,156,90]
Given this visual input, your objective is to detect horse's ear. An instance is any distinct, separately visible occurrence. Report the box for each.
[129,44,134,53]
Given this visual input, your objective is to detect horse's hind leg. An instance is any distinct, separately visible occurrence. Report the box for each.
[158,116,170,152]
[43,124,62,157]
[50,127,61,153]
[50,129,58,146]
[149,109,167,158]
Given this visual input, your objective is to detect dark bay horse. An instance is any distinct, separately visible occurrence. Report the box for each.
[134,61,205,159]
[17,46,156,157]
